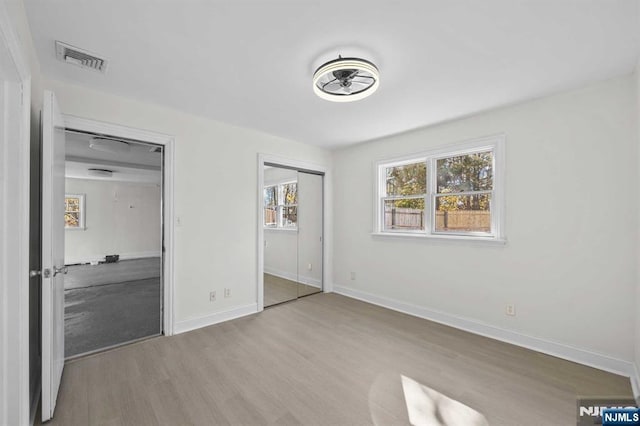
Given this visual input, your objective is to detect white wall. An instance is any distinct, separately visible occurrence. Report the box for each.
[264,229,298,281]
[1,0,42,424]
[64,178,161,264]
[332,75,637,368]
[44,78,332,328]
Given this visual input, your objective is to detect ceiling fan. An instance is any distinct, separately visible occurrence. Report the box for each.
[313,56,380,102]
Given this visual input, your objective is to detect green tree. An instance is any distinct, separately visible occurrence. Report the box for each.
[436,151,492,211]
[386,162,426,209]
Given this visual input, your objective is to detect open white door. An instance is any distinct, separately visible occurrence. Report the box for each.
[41,90,66,422]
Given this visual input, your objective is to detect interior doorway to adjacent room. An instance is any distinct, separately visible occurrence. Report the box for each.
[63,131,164,358]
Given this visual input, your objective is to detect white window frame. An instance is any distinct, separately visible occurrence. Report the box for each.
[64,193,86,230]
[373,135,505,243]
[263,185,279,228]
[263,180,298,230]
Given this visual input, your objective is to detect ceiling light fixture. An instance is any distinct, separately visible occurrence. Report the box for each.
[87,168,114,178]
[313,56,379,102]
[89,137,131,154]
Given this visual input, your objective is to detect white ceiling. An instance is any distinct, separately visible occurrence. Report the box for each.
[65,160,161,184]
[65,131,161,183]
[26,1,640,148]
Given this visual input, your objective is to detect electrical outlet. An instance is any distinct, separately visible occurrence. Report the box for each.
[505,304,516,316]
[308,263,312,271]
[224,288,231,298]
[350,272,356,280]
[209,291,216,302]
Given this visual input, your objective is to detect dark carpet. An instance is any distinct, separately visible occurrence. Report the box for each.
[64,259,161,358]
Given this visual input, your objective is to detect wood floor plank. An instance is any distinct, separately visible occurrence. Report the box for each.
[39,293,633,425]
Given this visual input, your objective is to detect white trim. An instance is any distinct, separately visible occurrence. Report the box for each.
[64,251,161,266]
[63,115,173,145]
[263,268,322,288]
[631,364,640,404]
[333,285,636,379]
[0,2,31,424]
[62,115,176,336]
[264,227,298,233]
[370,232,507,245]
[373,134,506,242]
[257,154,332,312]
[174,303,258,334]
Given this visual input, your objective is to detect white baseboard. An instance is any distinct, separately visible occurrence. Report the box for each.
[631,364,640,404]
[264,267,321,288]
[333,285,635,380]
[65,251,161,265]
[174,303,258,334]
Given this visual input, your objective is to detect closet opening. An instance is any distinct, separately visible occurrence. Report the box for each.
[261,162,324,308]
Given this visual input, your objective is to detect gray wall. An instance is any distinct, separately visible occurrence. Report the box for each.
[65,178,161,264]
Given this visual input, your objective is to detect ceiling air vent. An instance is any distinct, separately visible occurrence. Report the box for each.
[55,41,108,73]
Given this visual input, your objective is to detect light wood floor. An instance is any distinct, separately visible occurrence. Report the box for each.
[264,273,321,307]
[40,293,632,425]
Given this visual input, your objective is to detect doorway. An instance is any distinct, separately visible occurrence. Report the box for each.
[39,103,175,421]
[261,162,324,308]
[62,130,164,358]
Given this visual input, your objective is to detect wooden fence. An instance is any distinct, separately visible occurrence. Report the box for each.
[385,207,490,231]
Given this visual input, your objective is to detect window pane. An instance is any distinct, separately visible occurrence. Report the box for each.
[283,183,297,205]
[437,151,493,193]
[66,197,80,212]
[264,186,277,207]
[282,206,297,227]
[385,162,426,196]
[65,212,80,228]
[264,207,277,227]
[434,194,491,233]
[383,198,425,231]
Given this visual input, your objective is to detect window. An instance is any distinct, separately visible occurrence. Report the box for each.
[65,194,85,229]
[376,136,504,241]
[263,181,298,229]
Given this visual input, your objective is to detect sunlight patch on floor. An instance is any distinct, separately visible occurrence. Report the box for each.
[401,375,488,426]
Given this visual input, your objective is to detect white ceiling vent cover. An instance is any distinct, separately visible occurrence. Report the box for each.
[55,41,108,73]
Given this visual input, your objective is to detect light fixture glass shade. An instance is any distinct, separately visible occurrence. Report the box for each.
[89,137,131,154]
[313,57,379,102]
[87,168,113,178]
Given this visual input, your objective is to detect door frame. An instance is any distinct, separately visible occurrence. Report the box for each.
[257,154,332,311]
[0,2,32,425]
[62,115,176,335]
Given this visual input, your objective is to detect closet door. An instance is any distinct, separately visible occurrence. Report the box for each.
[297,172,323,298]
[263,165,299,307]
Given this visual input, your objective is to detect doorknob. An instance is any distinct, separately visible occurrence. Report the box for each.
[53,266,68,276]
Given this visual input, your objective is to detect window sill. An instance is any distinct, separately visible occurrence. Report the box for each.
[370,232,507,246]
[264,227,298,233]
